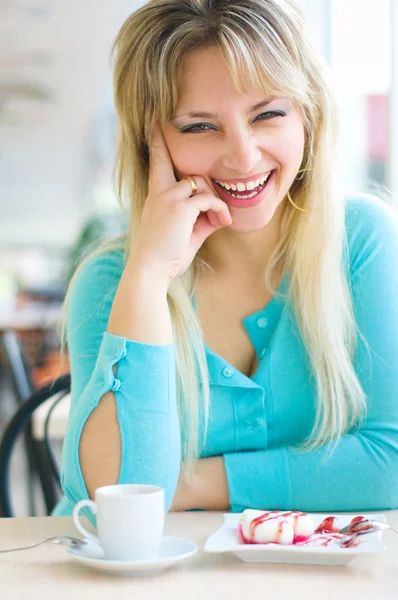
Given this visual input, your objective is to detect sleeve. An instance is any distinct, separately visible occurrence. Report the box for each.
[60,251,181,512]
[223,197,398,512]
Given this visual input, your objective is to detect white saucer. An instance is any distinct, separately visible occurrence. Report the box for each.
[67,535,197,575]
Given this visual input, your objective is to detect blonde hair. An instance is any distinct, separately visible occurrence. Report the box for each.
[61,0,368,471]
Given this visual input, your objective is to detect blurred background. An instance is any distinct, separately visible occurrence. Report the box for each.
[0,0,396,516]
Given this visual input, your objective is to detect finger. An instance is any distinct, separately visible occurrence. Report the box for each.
[187,193,232,226]
[206,210,224,229]
[184,174,216,198]
[170,175,220,203]
[192,211,227,248]
[148,123,177,193]
[172,176,208,200]
[192,213,218,247]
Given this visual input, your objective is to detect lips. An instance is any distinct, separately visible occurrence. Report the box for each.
[212,170,275,209]
[215,171,272,195]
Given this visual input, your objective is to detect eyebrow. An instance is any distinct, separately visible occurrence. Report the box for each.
[171,97,283,121]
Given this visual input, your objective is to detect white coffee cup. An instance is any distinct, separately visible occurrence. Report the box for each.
[72,484,165,561]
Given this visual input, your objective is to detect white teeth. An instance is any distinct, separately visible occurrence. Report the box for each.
[230,191,258,199]
[216,172,271,192]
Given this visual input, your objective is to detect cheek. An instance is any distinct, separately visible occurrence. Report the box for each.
[264,120,305,168]
[283,123,305,166]
[162,129,214,177]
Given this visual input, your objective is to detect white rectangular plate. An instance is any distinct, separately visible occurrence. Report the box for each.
[204,513,386,566]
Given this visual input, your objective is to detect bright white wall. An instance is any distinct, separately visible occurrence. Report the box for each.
[0,0,136,249]
[301,0,390,195]
[299,0,331,61]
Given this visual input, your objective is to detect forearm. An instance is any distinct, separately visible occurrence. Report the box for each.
[171,457,230,511]
[107,250,172,344]
[224,432,398,512]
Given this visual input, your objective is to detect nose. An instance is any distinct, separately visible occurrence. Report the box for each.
[222,130,262,174]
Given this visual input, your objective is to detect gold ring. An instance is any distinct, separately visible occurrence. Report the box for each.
[185,175,198,196]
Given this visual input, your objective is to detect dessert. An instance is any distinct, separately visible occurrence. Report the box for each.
[238,510,367,548]
[238,509,315,545]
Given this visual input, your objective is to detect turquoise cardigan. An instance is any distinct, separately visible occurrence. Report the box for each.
[53,194,398,516]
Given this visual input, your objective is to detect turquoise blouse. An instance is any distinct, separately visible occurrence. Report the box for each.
[53,194,398,517]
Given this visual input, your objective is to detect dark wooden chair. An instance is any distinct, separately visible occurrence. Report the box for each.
[0,373,71,517]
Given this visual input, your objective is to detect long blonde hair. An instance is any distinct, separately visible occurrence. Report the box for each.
[62,0,368,470]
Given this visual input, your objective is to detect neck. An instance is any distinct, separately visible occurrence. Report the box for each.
[202,203,285,279]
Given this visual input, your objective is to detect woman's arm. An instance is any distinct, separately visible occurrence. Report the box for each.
[79,254,172,498]
[60,251,181,511]
[170,457,230,511]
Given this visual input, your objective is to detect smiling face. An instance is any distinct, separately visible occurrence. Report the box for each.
[162,46,306,233]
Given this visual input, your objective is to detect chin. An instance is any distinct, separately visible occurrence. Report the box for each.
[228,209,275,233]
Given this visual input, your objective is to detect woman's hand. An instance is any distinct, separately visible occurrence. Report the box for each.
[130,124,232,284]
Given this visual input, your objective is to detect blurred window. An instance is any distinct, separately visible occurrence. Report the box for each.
[330,0,391,196]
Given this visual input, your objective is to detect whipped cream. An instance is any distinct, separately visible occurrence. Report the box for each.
[239,509,315,545]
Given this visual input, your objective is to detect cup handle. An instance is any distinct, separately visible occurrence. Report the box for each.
[72,499,101,546]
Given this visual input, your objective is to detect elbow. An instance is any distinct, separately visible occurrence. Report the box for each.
[78,392,122,499]
[370,467,398,510]
[354,432,398,510]
[60,392,121,505]
[360,445,398,510]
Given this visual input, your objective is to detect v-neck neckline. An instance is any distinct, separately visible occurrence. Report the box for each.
[193,269,289,382]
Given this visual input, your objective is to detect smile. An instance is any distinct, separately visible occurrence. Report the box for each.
[214,171,272,196]
[212,170,275,209]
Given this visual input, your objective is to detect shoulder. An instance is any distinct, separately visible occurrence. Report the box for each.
[344,193,398,276]
[70,248,125,294]
[345,192,397,230]
[67,248,126,329]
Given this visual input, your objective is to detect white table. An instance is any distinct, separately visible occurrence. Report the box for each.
[1,512,398,600]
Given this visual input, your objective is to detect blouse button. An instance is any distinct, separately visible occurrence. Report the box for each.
[111,378,121,392]
[222,367,234,378]
[256,317,268,329]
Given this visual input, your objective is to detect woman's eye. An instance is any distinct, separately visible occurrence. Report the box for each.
[179,110,286,134]
[180,123,216,134]
[253,110,286,123]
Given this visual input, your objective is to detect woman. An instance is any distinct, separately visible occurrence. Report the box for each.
[54,0,398,517]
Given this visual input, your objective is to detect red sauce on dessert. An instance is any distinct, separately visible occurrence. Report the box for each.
[238,513,365,548]
[314,516,340,534]
[345,516,372,534]
[249,511,308,542]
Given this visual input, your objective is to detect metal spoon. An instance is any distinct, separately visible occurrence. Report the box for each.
[0,535,86,554]
[339,519,398,536]
[335,519,398,547]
